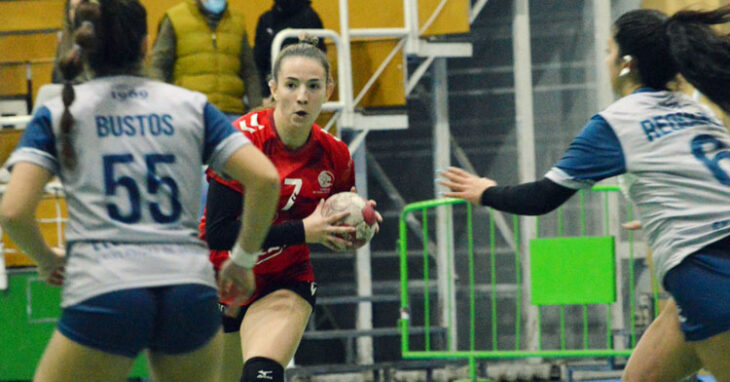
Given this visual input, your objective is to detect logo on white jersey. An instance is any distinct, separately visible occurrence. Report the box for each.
[257,369,273,380]
[318,170,334,191]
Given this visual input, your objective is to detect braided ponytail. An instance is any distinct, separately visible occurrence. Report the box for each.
[55,0,146,169]
[57,2,100,169]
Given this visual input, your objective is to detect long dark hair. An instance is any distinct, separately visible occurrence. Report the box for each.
[56,0,147,169]
[614,6,730,112]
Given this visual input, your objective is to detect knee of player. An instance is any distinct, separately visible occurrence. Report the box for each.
[242,356,284,382]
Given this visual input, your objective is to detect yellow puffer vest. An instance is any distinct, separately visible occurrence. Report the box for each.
[167,0,246,114]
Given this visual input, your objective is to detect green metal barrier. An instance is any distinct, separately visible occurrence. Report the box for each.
[0,269,148,380]
[398,187,658,381]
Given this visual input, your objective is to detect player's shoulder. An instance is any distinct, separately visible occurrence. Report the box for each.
[85,76,209,109]
[313,124,350,156]
[603,89,691,116]
[231,108,275,141]
[147,78,209,105]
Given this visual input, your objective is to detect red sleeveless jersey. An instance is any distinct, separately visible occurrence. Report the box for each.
[199,108,355,278]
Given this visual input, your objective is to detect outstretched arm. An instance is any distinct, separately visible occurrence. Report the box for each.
[439,167,576,215]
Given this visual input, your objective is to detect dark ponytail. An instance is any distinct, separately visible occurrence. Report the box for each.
[55,0,147,169]
[613,9,675,90]
[665,6,730,112]
[614,6,730,112]
[57,1,101,169]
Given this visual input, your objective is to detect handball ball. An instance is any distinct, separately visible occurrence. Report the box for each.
[322,191,378,249]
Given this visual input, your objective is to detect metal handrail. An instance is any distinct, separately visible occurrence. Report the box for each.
[0,115,31,128]
[399,188,653,381]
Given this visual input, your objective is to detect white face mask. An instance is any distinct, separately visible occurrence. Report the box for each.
[202,0,227,15]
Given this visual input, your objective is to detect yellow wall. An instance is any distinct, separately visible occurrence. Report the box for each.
[1,0,468,107]
[1,0,469,264]
[0,1,63,33]
[641,0,730,13]
[144,0,468,107]
[0,130,23,166]
[228,0,469,46]
[0,0,62,97]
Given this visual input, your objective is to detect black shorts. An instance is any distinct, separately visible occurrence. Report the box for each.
[219,281,317,333]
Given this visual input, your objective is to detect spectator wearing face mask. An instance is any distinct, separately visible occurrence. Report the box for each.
[150,0,263,121]
[253,0,326,101]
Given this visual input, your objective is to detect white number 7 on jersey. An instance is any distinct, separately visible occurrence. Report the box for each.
[282,178,303,211]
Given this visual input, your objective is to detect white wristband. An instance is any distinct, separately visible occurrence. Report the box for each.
[229,245,258,268]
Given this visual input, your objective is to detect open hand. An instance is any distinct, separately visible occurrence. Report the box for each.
[38,247,65,286]
[218,259,256,317]
[349,187,383,233]
[621,220,642,230]
[304,199,356,251]
[437,167,496,206]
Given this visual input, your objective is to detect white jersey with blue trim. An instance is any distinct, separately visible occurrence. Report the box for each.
[546,89,730,283]
[6,76,250,306]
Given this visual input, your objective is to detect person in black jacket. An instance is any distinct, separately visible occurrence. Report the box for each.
[253,0,326,100]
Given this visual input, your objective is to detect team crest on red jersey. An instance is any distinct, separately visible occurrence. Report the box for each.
[316,170,335,194]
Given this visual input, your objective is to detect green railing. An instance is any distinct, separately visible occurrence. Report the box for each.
[398,186,658,381]
[0,270,149,380]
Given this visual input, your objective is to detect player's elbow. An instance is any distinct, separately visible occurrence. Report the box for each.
[256,165,280,197]
[245,166,280,203]
[0,205,30,230]
[532,202,562,216]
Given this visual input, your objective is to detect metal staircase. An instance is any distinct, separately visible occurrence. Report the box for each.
[291,0,625,380]
[284,0,475,378]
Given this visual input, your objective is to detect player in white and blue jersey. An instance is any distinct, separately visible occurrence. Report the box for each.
[0,1,279,381]
[439,6,730,382]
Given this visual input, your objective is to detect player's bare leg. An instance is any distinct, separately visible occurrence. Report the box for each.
[622,299,701,382]
[221,331,244,381]
[692,330,730,382]
[147,329,223,382]
[33,330,134,382]
[241,289,312,365]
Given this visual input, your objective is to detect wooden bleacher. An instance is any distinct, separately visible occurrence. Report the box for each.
[1,0,468,105]
[0,0,469,270]
[0,1,62,100]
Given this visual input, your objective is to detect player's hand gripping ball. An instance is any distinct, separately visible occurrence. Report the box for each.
[321,191,378,249]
